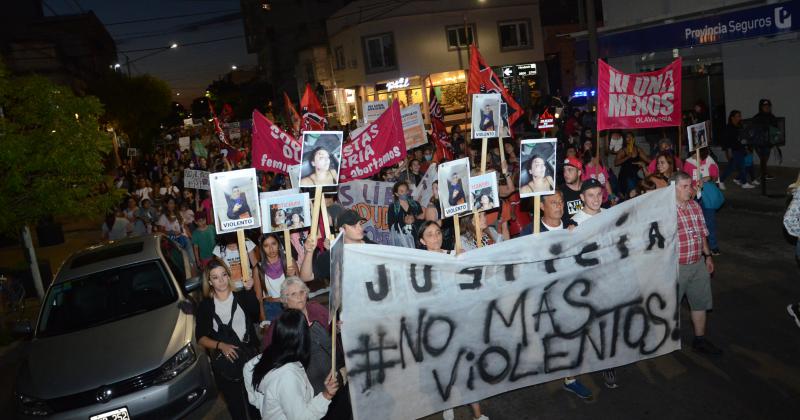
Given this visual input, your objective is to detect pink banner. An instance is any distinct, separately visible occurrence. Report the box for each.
[251,109,301,174]
[597,58,682,131]
[340,100,406,182]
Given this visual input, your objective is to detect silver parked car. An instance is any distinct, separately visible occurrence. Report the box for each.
[14,235,216,419]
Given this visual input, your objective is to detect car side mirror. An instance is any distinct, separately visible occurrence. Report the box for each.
[12,320,33,338]
[184,276,202,293]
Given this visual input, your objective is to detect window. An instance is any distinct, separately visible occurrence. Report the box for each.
[446,24,476,50]
[498,20,532,50]
[362,33,397,73]
[334,46,346,70]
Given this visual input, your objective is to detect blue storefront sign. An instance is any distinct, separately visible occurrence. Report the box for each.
[577,0,798,58]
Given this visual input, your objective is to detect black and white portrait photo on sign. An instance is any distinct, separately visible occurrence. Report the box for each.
[299,131,343,187]
[687,121,711,152]
[259,191,311,233]
[471,93,501,138]
[469,172,500,212]
[519,138,557,198]
[437,157,472,217]
[210,168,261,234]
[499,102,511,138]
[287,164,302,189]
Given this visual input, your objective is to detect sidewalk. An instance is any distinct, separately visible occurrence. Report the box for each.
[719,164,797,214]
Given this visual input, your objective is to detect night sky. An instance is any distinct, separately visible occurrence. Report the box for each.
[43,0,256,104]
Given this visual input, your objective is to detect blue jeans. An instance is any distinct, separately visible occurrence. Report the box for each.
[702,206,718,250]
[720,149,746,184]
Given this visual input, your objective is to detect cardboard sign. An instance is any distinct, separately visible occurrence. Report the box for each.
[437,158,472,217]
[209,168,261,234]
[687,120,711,152]
[538,109,555,130]
[469,172,500,212]
[471,93,501,138]
[363,100,389,124]
[401,104,427,150]
[341,186,680,420]
[178,136,191,151]
[299,131,344,187]
[412,163,438,209]
[183,169,210,190]
[260,191,311,233]
[340,100,406,183]
[337,180,394,245]
[519,139,558,198]
[597,58,682,130]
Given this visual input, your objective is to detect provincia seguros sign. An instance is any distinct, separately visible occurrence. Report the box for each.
[684,4,793,42]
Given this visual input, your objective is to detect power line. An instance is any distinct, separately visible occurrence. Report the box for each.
[119,35,244,54]
[105,9,240,26]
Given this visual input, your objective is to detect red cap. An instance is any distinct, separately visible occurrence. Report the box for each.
[564,156,583,171]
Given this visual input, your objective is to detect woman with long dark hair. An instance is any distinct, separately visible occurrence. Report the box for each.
[248,309,339,419]
[255,233,299,321]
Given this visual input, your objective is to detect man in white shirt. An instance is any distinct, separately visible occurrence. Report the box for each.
[571,178,604,225]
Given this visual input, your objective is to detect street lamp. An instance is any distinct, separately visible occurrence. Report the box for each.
[231,65,238,70]
[170,43,179,49]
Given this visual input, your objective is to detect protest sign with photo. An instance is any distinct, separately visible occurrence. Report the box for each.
[341,186,680,420]
[519,139,557,198]
[412,163,438,208]
[287,164,302,189]
[252,109,302,174]
[338,180,393,245]
[299,131,344,187]
[401,103,427,150]
[178,136,191,151]
[437,158,472,217]
[469,172,499,212]
[340,100,406,183]
[183,169,210,190]
[127,148,138,157]
[597,58,682,130]
[260,191,311,233]
[471,93,501,138]
[209,168,261,234]
[499,103,511,138]
[687,121,711,152]
[363,100,389,124]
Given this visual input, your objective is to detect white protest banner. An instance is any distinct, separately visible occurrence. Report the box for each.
[183,169,210,190]
[469,172,499,211]
[412,163,438,208]
[178,136,191,151]
[341,186,680,420]
[337,179,393,245]
[209,168,262,234]
[401,104,427,150]
[363,100,389,124]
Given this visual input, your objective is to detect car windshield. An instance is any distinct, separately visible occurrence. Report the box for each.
[37,261,177,338]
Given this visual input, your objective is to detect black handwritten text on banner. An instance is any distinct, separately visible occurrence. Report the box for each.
[341,186,680,420]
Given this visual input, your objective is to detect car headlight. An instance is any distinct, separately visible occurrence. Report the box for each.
[15,391,52,416]
[153,344,196,384]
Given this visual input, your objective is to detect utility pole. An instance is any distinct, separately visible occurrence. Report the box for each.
[125,54,131,77]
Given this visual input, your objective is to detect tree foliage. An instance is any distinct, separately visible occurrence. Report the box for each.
[89,72,172,150]
[0,62,120,236]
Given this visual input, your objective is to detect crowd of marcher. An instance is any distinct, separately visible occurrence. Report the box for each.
[97,94,793,420]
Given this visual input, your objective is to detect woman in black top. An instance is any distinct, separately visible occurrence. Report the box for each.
[196,258,260,420]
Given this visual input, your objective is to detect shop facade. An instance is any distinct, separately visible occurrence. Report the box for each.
[574,0,800,167]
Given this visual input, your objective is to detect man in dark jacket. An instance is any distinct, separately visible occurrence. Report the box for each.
[751,99,778,181]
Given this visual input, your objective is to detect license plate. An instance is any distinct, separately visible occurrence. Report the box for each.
[90,407,130,420]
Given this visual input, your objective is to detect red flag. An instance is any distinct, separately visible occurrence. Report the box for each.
[251,109,301,174]
[340,100,406,182]
[208,101,242,164]
[283,92,302,135]
[221,103,234,122]
[300,83,327,132]
[428,87,453,162]
[467,44,524,126]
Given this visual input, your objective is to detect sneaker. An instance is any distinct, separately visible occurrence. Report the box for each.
[711,248,721,256]
[602,369,618,389]
[765,174,775,180]
[741,183,756,189]
[788,303,800,329]
[751,179,761,186]
[474,416,489,420]
[718,182,726,191]
[732,179,743,186]
[443,408,454,420]
[692,337,723,356]
[563,378,593,400]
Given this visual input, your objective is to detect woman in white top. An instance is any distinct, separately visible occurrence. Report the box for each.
[248,309,339,420]
[255,233,299,321]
